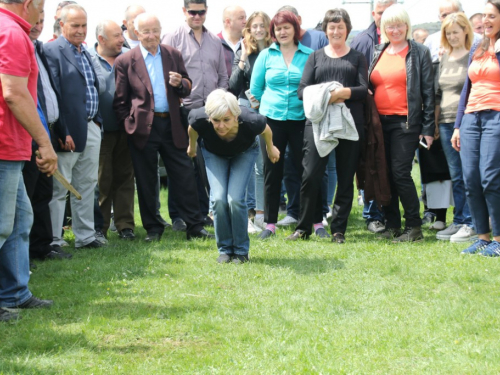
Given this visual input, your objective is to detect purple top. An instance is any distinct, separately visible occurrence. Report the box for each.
[162,23,228,110]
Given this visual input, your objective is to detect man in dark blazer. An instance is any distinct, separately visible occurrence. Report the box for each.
[22,11,72,261]
[113,13,212,241]
[44,4,104,249]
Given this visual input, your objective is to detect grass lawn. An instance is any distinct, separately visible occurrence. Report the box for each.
[1,166,500,374]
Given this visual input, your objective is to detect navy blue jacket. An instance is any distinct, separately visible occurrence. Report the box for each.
[454,41,500,129]
[350,21,378,66]
[43,36,102,152]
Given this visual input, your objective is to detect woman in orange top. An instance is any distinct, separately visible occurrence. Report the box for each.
[368,4,434,242]
[451,0,500,256]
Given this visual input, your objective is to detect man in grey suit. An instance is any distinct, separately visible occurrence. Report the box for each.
[44,4,103,249]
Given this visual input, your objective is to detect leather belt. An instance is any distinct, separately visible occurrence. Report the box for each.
[154,112,170,118]
[48,121,56,130]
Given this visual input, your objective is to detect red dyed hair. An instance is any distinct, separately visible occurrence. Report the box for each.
[269,11,301,45]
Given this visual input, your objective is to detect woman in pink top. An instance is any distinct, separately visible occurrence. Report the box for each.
[451,0,500,256]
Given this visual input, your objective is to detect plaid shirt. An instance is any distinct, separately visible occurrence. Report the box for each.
[66,39,98,119]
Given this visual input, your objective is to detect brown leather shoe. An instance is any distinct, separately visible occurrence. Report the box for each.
[332,232,345,244]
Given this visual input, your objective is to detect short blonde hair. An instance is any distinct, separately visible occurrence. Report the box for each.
[440,12,474,52]
[380,4,412,44]
[205,90,241,120]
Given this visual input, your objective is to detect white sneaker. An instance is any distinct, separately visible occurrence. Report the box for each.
[322,216,328,226]
[429,221,446,231]
[450,225,478,243]
[436,223,462,240]
[248,218,262,234]
[254,215,267,230]
[276,215,298,226]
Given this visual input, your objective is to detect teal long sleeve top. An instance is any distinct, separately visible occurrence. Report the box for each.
[250,42,313,121]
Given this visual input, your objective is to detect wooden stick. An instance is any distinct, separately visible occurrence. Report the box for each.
[35,150,82,200]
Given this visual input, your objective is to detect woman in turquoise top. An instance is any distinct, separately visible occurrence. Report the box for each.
[250,10,313,239]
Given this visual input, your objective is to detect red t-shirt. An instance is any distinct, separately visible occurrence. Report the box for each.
[0,8,38,161]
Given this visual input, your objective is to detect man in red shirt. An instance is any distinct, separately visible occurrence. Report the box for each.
[0,0,57,322]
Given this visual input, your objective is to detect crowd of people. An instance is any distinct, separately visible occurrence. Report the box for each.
[1,0,499,321]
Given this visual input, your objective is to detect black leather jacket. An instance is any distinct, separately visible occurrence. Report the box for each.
[368,40,435,137]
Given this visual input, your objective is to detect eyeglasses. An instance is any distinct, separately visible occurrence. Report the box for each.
[187,10,206,17]
[385,23,407,31]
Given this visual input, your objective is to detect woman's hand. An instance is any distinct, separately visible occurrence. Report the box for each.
[240,39,248,61]
[267,145,280,163]
[451,128,460,151]
[328,88,345,104]
[187,145,197,158]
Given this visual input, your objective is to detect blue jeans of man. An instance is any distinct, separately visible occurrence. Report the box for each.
[439,122,472,226]
[460,110,500,236]
[0,161,33,307]
[201,141,259,256]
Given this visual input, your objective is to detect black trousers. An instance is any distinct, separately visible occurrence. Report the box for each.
[296,123,361,235]
[128,116,204,235]
[22,146,54,259]
[262,118,305,224]
[381,116,421,228]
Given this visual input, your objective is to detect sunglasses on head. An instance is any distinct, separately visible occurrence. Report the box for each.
[187,10,206,17]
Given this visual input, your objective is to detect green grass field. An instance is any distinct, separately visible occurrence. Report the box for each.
[1,169,500,374]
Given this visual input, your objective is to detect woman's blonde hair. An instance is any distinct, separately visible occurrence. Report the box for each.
[205,89,241,120]
[440,12,474,52]
[380,4,412,44]
[242,11,272,55]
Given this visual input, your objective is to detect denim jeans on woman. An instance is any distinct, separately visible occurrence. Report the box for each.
[460,110,500,236]
[201,141,259,256]
[439,122,472,226]
[0,161,33,307]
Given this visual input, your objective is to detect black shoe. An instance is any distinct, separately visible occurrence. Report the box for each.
[187,228,215,240]
[286,230,309,241]
[0,308,20,322]
[118,228,136,240]
[232,254,249,264]
[217,254,232,263]
[315,227,331,238]
[95,230,108,244]
[3,296,53,312]
[203,216,214,227]
[248,208,256,219]
[45,246,73,260]
[158,216,171,228]
[77,239,103,249]
[172,218,187,232]
[145,233,162,242]
[258,229,275,240]
[332,232,345,244]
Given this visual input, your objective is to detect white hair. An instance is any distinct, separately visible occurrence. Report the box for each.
[205,90,241,120]
[133,12,160,33]
[438,0,463,12]
[375,0,397,6]
[60,4,86,23]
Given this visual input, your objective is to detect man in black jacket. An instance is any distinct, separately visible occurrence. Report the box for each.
[23,11,72,261]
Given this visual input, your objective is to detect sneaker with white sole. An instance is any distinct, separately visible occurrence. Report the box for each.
[436,223,463,240]
[321,216,328,226]
[429,221,446,231]
[248,219,262,234]
[276,215,298,226]
[367,220,385,233]
[450,225,477,243]
[479,241,500,257]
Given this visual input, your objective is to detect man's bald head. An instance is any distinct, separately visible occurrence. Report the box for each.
[222,5,246,37]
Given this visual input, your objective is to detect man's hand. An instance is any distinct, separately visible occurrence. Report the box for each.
[169,72,183,88]
[36,144,58,176]
[420,135,434,149]
[58,135,75,151]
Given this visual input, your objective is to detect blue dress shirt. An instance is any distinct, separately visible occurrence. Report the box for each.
[140,44,169,113]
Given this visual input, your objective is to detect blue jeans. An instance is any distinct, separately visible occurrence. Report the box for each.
[460,110,500,236]
[439,122,472,226]
[201,142,259,255]
[362,192,384,223]
[0,161,33,307]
